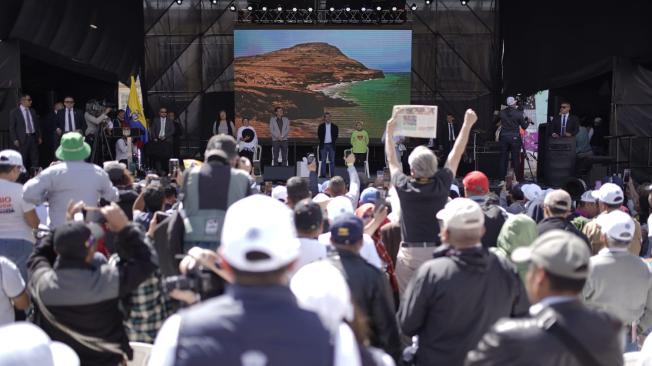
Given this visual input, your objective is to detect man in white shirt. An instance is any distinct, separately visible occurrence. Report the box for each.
[293,200,327,274]
[0,150,40,279]
[150,107,175,173]
[318,112,339,178]
[0,256,29,326]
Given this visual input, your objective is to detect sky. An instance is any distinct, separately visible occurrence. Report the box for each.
[234,29,412,72]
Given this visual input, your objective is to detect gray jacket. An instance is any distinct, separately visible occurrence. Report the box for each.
[269,116,289,141]
[466,300,623,366]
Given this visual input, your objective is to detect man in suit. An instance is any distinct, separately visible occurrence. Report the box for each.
[440,113,460,156]
[549,101,579,138]
[269,107,290,166]
[55,96,86,142]
[149,107,175,173]
[317,112,338,177]
[466,230,623,366]
[9,94,41,171]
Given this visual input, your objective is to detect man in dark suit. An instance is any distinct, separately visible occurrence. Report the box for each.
[148,107,175,173]
[317,112,338,177]
[549,101,580,138]
[440,113,460,156]
[55,96,86,143]
[9,94,42,171]
[466,230,623,366]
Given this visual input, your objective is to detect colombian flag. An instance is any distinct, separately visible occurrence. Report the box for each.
[125,76,148,144]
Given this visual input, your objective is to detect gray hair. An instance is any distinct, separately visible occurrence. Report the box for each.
[408,146,438,178]
[606,236,630,248]
[447,227,484,246]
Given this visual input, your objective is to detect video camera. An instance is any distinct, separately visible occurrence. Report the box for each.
[163,266,224,299]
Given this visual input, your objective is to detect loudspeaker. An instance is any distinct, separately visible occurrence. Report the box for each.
[263,166,295,182]
[544,137,576,187]
[476,152,502,179]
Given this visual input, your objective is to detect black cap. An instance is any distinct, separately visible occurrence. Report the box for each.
[205,134,238,160]
[53,222,92,260]
[330,213,363,245]
[294,199,323,233]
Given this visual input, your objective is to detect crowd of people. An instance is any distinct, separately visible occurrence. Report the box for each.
[1,103,651,366]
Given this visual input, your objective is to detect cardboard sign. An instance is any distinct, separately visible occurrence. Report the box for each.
[392,105,438,138]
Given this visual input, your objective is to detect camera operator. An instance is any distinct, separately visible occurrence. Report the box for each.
[84,100,113,147]
[498,97,529,180]
[27,202,157,366]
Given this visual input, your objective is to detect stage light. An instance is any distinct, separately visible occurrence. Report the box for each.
[376,6,382,10]
[211,0,217,4]
[229,5,236,11]
[329,7,335,11]
[262,6,267,11]
[277,6,282,11]
[425,0,431,4]
[175,0,182,4]
[308,7,313,11]
[460,0,468,5]
[292,7,297,11]
[361,6,366,11]
[345,6,351,11]
[391,6,397,11]
[410,3,417,10]
[247,5,252,10]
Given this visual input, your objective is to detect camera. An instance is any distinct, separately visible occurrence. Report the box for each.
[163,267,224,299]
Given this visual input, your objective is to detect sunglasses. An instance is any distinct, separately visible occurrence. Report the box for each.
[560,106,569,109]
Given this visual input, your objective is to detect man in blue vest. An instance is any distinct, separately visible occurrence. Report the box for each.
[149,195,333,366]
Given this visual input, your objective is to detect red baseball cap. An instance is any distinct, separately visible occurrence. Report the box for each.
[463,171,489,196]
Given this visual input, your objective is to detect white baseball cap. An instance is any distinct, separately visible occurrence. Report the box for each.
[326,196,354,222]
[0,322,80,366]
[0,149,26,172]
[521,183,543,202]
[271,185,288,203]
[290,261,354,334]
[436,198,485,230]
[220,195,299,272]
[580,190,597,203]
[597,210,635,242]
[506,96,517,106]
[591,183,624,205]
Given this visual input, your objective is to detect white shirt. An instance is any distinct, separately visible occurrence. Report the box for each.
[448,123,456,141]
[0,179,36,243]
[159,118,167,139]
[324,122,332,144]
[0,257,25,326]
[115,138,128,161]
[293,238,328,274]
[65,108,76,132]
[318,232,383,269]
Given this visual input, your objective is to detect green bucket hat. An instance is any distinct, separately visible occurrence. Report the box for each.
[55,132,91,161]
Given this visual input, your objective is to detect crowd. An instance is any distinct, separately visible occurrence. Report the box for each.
[1,105,651,366]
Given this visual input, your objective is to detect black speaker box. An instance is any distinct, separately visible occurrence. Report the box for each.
[476,152,502,179]
[263,166,295,182]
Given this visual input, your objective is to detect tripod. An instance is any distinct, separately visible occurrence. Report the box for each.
[90,125,114,165]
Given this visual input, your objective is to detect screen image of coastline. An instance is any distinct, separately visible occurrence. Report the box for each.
[234,29,412,140]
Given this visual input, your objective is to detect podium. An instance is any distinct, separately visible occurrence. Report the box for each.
[544,137,576,187]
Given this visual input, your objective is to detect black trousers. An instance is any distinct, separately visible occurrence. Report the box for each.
[499,133,521,178]
[19,134,39,171]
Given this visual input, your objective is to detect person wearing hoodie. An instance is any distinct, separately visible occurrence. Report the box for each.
[398,198,529,366]
[493,214,538,281]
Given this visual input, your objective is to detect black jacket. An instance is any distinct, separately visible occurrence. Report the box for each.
[549,114,580,137]
[9,106,41,144]
[398,246,529,366]
[537,216,591,248]
[328,249,401,361]
[55,108,86,135]
[465,300,623,366]
[317,122,339,148]
[499,107,528,136]
[481,203,507,249]
[28,224,157,366]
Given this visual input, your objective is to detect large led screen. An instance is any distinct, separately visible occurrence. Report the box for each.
[234,29,412,140]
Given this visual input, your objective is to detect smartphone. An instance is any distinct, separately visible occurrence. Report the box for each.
[344,149,353,159]
[307,154,316,165]
[169,158,180,177]
[623,169,631,184]
[82,206,106,225]
[154,211,170,223]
